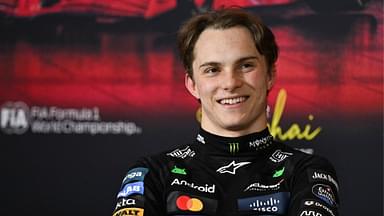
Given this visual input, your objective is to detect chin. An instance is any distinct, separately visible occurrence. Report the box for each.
[222,122,250,132]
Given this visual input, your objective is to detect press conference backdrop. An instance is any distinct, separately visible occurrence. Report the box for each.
[0,0,382,215]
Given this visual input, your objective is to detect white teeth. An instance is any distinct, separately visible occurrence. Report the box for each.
[219,97,247,105]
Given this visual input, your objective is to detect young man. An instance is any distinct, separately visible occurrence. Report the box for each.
[112,9,340,216]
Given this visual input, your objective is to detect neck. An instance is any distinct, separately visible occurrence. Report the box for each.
[201,116,268,137]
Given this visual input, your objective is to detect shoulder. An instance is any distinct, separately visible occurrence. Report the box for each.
[269,141,338,185]
[272,141,335,169]
[273,142,340,195]
[127,143,196,176]
[117,144,196,189]
[140,143,196,164]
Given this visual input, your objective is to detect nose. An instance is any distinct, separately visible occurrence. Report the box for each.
[221,70,242,91]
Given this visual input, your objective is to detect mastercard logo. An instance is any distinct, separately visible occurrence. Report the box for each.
[176,195,204,212]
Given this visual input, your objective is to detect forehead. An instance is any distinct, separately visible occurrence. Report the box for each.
[193,26,261,64]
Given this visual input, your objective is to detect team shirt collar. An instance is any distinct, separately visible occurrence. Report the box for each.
[196,127,274,155]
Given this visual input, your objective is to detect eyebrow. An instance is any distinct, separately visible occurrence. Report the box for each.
[198,56,259,69]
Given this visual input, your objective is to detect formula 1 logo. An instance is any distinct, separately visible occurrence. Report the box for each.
[1,101,29,134]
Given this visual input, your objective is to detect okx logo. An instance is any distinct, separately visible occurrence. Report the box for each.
[166,191,217,215]
[237,192,290,214]
[1,101,29,134]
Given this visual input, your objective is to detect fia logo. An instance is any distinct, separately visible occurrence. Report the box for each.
[1,101,29,134]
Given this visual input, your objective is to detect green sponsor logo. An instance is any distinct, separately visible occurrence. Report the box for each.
[273,167,285,178]
[171,166,187,175]
[229,142,239,154]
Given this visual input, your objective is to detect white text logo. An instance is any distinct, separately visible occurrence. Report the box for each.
[312,171,339,192]
[244,179,284,192]
[115,198,136,209]
[1,102,29,134]
[269,150,293,163]
[167,146,195,159]
[171,178,215,193]
[304,200,335,216]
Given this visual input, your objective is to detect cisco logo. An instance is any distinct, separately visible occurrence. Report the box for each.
[1,101,30,134]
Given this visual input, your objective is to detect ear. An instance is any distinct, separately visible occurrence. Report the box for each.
[185,73,200,99]
[267,65,276,91]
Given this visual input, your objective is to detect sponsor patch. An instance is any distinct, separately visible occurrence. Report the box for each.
[244,179,284,192]
[167,191,217,214]
[167,146,196,159]
[302,199,336,216]
[312,184,337,207]
[117,182,144,198]
[196,134,205,144]
[228,142,239,154]
[216,161,251,175]
[113,207,144,216]
[273,167,285,178]
[299,210,323,216]
[269,150,293,163]
[249,135,274,150]
[171,166,187,175]
[115,198,139,210]
[308,169,339,192]
[237,192,290,214]
[122,167,148,185]
[171,178,215,194]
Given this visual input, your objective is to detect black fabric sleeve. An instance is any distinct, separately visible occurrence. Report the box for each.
[287,155,340,216]
[111,157,167,216]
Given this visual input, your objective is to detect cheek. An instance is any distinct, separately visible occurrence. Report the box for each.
[246,74,270,91]
[196,81,215,98]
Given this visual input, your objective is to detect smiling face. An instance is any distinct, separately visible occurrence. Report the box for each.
[185,26,275,137]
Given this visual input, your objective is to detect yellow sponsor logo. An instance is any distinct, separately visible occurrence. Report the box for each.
[113,208,144,216]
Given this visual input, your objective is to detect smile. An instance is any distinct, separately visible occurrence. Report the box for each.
[218,96,249,105]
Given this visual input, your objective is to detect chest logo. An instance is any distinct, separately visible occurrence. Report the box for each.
[167,146,196,159]
[244,179,284,192]
[171,166,187,175]
[273,167,285,178]
[216,160,251,175]
[237,192,290,214]
[269,150,293,163]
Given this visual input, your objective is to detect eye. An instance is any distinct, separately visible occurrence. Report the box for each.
[240,62,255,72]
[204,67,220,75]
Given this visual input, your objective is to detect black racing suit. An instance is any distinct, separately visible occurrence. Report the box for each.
[112,127,340,216]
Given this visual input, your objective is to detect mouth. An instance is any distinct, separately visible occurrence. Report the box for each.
[217,96,249,105]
